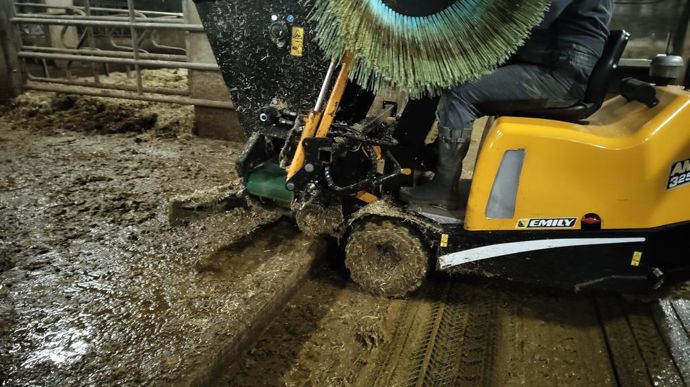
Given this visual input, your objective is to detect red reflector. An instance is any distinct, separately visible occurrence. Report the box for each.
[582,217,601,225]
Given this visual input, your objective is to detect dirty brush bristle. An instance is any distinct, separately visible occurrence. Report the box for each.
[310,0,550,98]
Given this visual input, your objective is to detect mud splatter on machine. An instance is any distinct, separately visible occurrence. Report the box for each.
[192,0,690,297]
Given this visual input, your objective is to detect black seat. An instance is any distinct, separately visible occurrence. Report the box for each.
[479,30,630,123]
[521,30,630,121]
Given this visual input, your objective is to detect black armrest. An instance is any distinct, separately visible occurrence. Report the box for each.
[620,77,658,108]
[516,103,598,122]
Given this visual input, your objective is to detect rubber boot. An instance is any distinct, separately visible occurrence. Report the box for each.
[399,126,470,210]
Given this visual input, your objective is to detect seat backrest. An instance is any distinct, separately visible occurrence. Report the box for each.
[585,30,630,106]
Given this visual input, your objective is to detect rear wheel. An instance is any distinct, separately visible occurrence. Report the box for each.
[345,218,430,298]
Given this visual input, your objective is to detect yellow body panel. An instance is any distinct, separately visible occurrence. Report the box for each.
[466,86,690,231]
[287,53,353,180]
[286,111,322,179]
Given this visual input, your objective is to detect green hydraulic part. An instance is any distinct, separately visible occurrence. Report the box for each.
[245,162,295,204]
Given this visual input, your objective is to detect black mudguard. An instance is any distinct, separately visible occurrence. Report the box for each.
[438,222,690,294]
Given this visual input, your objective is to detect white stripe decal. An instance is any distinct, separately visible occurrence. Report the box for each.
[438,238,646,270]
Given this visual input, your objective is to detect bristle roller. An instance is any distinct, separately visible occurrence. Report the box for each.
[310,0,550,98]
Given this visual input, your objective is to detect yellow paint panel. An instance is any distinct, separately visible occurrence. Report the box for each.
[357,192,379,204]
[631,251,643,267]
[465,86,690,231]
[315,53,352,138]
[286,111,322,179]
[290,27,304,57]
[286,53,352,180]
[440,234,449,248]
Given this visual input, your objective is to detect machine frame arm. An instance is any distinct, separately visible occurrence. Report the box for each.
[286,53,353,179]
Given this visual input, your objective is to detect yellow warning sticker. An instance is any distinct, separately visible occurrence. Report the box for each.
[290,27,304,57]
[631,251,643,267]
[440,234,449,248]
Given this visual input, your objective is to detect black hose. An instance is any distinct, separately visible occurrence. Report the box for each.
[324,167,371,193]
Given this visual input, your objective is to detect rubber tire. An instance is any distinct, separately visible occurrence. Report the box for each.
[295,204,344,237]
[345,218,430,298]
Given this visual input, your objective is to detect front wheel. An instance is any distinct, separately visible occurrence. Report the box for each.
[345,218,430,298]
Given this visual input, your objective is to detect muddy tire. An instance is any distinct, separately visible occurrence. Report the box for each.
[294,204,344,237]
[345,218,430,298]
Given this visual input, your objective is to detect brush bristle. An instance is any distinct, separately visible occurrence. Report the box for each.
[310,0,550,98]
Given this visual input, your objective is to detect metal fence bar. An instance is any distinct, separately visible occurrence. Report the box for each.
[11,17,205,31]
[26,81,233,109]
[22,46,189,62]
[28,75,191,96]
[6,0,25,92]
[14,14,187,24]
[84,0,100,84]
[128,0,143,93]
[18,52,220,71]
[619,58,652,68]
[15,3,183,17]
[9,0,232,111]
[1,1,24,102]
[182,0,191,62]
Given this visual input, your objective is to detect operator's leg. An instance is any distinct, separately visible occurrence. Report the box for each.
[400,63,585,209]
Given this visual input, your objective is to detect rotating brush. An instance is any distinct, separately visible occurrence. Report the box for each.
[310,0,550,97]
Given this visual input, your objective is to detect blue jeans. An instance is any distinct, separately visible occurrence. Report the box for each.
[437,46,600,141]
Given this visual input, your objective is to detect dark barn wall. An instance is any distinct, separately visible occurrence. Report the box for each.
[611,0,690,58]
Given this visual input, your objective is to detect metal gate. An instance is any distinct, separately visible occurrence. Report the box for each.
[5,0,233,109]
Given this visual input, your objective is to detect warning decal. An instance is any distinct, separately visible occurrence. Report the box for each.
[290,27,304,57]
[516,218,577,229]
[667,158,690,190]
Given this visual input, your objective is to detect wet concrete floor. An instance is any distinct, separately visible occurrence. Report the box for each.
[226,264,690,387]
[0,91,281,385]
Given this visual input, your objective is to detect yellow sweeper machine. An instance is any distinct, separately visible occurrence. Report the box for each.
[189,0,690,297]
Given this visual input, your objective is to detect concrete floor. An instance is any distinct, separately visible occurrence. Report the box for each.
[0,91,292,385]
